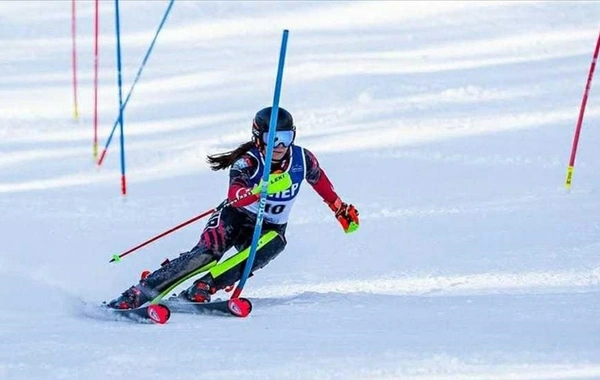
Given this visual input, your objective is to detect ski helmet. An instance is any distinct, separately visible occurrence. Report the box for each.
[252,107,296,148]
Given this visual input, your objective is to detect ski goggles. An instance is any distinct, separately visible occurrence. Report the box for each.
[262,130,295,147]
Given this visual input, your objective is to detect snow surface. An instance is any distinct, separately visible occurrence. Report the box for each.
[1,1,600,379]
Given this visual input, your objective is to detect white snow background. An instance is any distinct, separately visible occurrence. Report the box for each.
[1,1,600,379]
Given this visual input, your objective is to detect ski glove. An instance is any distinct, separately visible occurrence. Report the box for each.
[251,172,292,195]
[328,197,359,233]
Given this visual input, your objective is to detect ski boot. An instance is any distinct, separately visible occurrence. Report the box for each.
[185,279,213,303]
[107,285,149,310]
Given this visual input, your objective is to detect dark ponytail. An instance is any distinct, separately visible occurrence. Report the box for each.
[206,141,256,171]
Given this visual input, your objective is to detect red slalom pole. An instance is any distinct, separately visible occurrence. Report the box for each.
[565,27,600,190]
[109,190,258,263]
[71,0,79,121]
[121,174,126,197]
[93,0,99,159]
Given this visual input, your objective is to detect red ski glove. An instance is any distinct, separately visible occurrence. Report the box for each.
[328,197,359,233]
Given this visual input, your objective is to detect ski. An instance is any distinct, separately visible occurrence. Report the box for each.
[163,297,252,318]
[101,303,171,324]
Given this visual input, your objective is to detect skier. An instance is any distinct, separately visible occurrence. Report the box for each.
[107,106,360,309]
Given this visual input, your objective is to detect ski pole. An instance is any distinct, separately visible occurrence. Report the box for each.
[109,190,257,263]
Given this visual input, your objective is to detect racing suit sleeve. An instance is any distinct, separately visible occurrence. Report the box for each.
[227,154,260,207]
[303,148,340,205]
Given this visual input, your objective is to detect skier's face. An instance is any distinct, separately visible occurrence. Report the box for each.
[271,144,289,162]
[260,130,294,162]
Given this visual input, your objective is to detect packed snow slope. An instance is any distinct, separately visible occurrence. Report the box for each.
[1,2,599,379]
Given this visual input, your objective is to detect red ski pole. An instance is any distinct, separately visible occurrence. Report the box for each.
[110,191,257,263]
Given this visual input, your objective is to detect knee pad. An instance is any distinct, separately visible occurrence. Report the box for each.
[252,231,286,269]
[208,230,286,289]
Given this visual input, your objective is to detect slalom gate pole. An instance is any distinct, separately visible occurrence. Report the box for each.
[109,190,260,263]
[231,29,290,299]
[71,0,79,121]
[97,0,175,166]
[93,0,99,159]
[114,0,126,195]
[565,27,600,190]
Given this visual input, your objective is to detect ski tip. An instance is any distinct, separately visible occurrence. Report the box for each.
[227,298,252,318]
[147,304,171,324]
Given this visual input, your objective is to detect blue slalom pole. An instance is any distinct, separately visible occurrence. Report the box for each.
[114,0,126,195]
[232,30,290,299]
[98,0,175,166]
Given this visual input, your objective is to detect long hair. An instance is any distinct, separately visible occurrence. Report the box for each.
[206,141,255,171]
